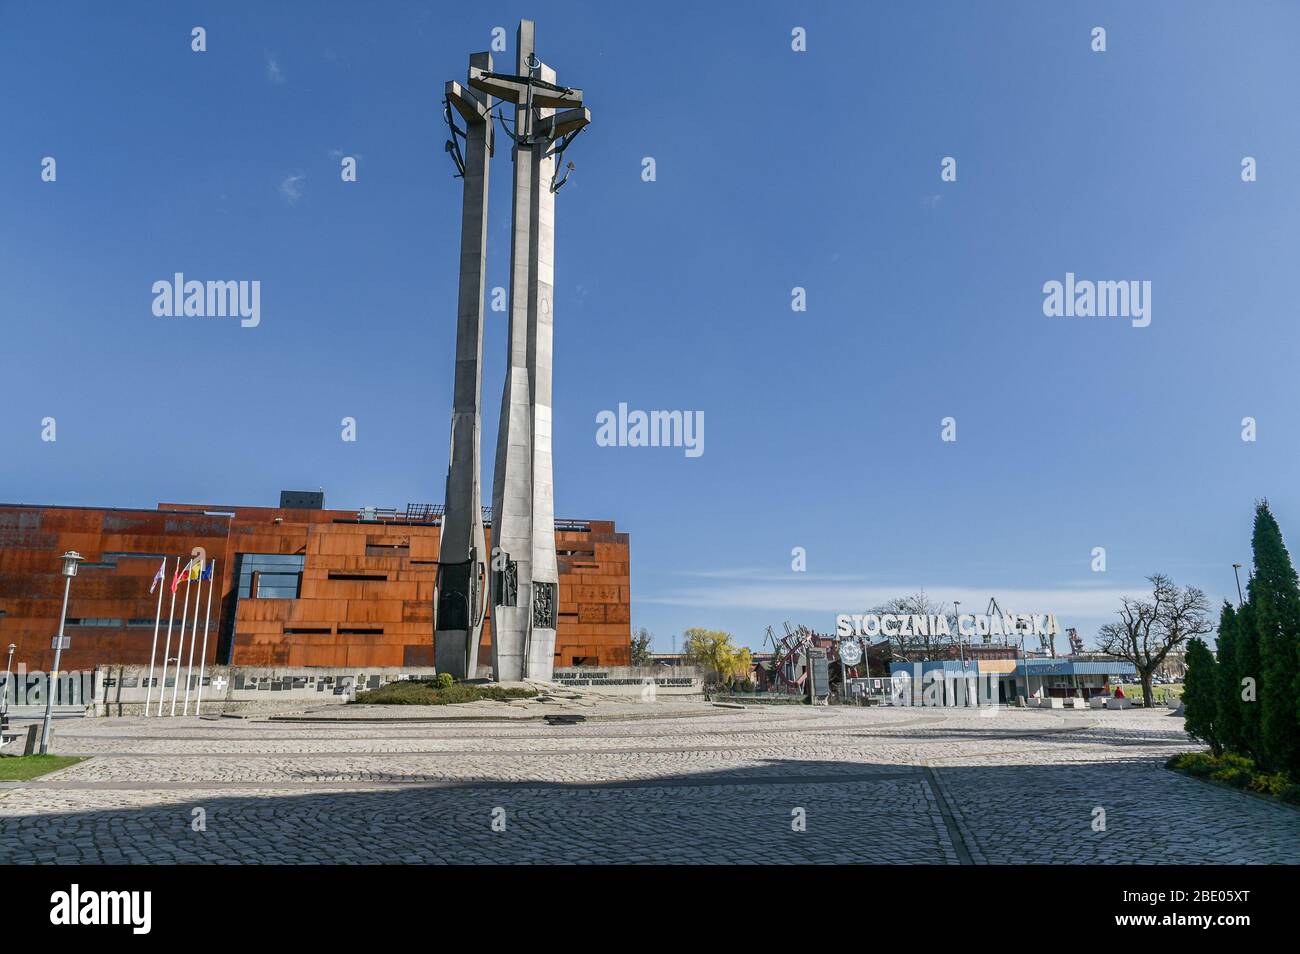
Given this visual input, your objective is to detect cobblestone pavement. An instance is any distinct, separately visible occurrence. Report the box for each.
[1,706,1296,864]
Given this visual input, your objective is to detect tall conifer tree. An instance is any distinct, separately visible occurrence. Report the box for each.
[1213,602,1242,755]
[1182,637,1220,754]
[1236,595,1263,762]
[1250,501,1300,775]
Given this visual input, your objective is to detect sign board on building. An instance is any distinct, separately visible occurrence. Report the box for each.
[1025,662,1073,676]
[806,647,830,701]
[837,639,862,666]
[51,636,70,650]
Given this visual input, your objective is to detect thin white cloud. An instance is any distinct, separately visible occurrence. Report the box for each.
[266,53,285,84]
[637,573,1138,619]
[279,174,305,204]
[672,566,876,582]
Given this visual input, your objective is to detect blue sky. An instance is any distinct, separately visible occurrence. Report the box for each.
[3,1,1299,651]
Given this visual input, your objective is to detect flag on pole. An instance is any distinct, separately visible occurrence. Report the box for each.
[196,558,217,716]
[200,559,214,581]
[171,557,195,593]
[189,558,202,582]
[149,558,167,594]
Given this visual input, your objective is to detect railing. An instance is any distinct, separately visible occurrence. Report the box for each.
[351,504,591,532]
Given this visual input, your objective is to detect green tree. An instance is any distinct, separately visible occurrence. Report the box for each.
[629,626,654,667]
[1182,636,1221,755]
[681,628,753,687]
[1214,601,1243,755]
[1235,596,1263,762]
[1249,501,1300,775]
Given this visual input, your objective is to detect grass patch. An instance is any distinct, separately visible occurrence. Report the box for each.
[1115,683,1183,705]
[712,694,806,705]
[1167,751,1300,806]
[0,755,85,781]
[352,681,537,706]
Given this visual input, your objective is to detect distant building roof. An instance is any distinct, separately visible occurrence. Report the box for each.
[889,658,1137,678]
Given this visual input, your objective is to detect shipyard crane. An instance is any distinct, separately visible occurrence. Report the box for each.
[987,597,1056,657]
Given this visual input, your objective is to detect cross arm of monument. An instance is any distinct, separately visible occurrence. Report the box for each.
[535,106,590,141]
[445,80,492,124]
[467,66,584,110]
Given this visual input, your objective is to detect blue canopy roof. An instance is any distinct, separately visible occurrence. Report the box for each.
[889,659,1137,677]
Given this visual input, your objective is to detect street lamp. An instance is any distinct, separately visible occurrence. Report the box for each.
[40,550,82,755]
[1232,563,1245,607]
[1,642,15,729]
[953,601,963,665]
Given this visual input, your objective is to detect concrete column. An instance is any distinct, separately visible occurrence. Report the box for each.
[490,22,539,682]
[436,52,493,679]
[472,20,587,682]
[524,61,559,681]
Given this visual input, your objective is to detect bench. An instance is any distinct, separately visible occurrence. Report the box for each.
[0,724,39,757]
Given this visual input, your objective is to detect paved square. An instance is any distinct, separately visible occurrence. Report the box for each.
[1,706,1296,864]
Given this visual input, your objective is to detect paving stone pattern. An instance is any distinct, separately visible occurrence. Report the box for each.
[1,706,1295,864]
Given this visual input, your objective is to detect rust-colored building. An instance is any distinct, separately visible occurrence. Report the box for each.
[0,495,631,673]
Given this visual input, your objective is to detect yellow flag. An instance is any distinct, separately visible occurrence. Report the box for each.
[189,558,202,581]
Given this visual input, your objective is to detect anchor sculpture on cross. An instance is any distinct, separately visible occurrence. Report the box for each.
[468,51,590,191]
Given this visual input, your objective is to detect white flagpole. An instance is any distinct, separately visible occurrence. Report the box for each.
[182,564,205,715]
[144,557,168,717]
[170,567,193,716]
[195,559,217,716]
[156,560,181,717]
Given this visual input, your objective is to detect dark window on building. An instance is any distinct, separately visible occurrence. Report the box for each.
[365,543,410,558]
[80,551,170,570]
[338,627,383,635]
[327,572,387,582]
[220,553,305,665]
[236,553,305,599]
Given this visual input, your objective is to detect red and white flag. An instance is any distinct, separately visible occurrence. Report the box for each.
[171,557,195,593]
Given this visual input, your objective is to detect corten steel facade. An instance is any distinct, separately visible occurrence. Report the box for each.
[0,500,631,672]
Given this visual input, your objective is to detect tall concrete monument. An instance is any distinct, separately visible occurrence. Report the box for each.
[434,52,494,678]
[439,22,589,681]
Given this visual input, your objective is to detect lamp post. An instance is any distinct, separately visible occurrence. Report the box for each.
[2,642,15,729]
[1019,633,1029,705]
[40,550,82,755]
[1232,563,1244,607]
[953,600,963,664]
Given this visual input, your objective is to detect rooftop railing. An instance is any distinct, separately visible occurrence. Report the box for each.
[349,504,591,532]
